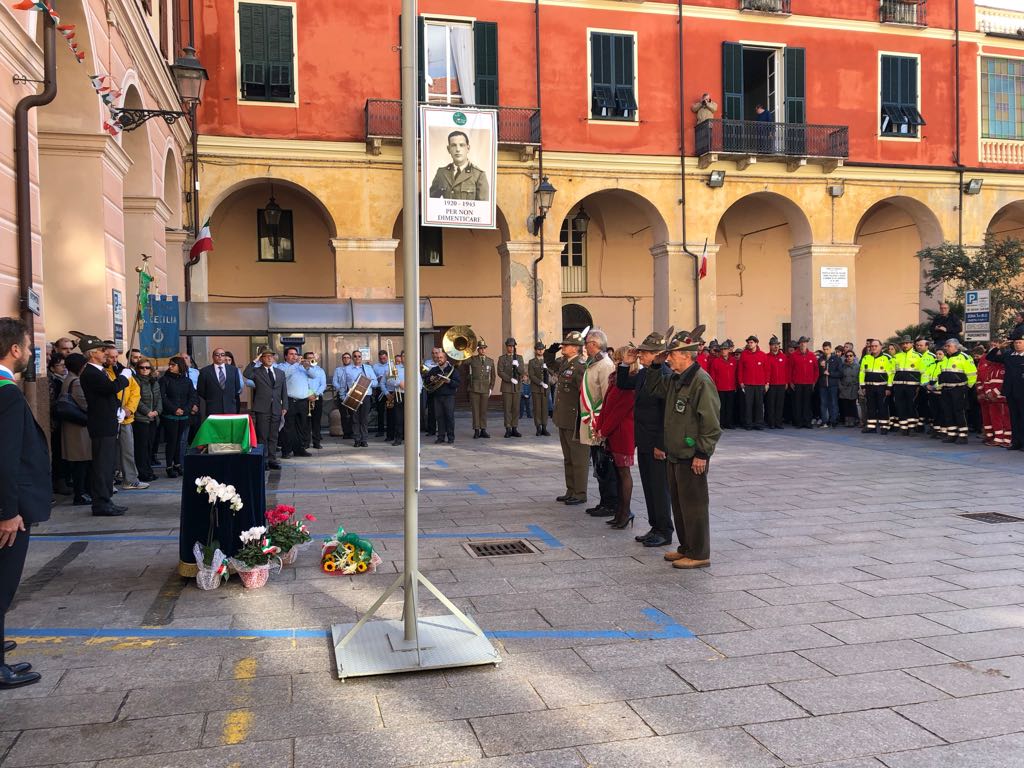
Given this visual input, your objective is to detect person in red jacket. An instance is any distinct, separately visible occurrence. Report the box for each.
[709,340,739,429]
[788,335,819,428]
[976,349,1011,447]
[696,340,710,371]
[593,346,636,530]
[738,335,769,430]
[765,336,790,428]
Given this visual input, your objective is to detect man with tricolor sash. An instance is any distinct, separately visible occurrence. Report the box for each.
[580,329,617,517]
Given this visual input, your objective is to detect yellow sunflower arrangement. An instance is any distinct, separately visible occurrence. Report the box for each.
[320,526,381,575]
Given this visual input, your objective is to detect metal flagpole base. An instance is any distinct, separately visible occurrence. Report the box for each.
[331,570,500,680]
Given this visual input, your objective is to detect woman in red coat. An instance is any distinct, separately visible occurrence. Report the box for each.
[594,346,636,530]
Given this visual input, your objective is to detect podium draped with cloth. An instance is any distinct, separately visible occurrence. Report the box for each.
[177,415,266,576]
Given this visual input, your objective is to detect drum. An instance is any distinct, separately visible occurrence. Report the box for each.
[342,374,373,412]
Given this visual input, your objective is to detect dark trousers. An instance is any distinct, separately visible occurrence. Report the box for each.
[893,385,918,430]
[766,385,786,427]
[792,384,813,427]
[284,398,310,455]
[163,419,189,468]
[50,428,68,490]
[133,421,156,480]
[0,525,31,666]
[89,435,118,510]
[864,385,889,431]
[942,386,969,438]
[591,445,618,508]
[637,450,672,538]
[839,398,858,421]
[254,411,281,462]
[718,390,736,429]
[307,396,323,447]
[667,459,710,560]
[375,395,387,435]
[435,394,455,440]
[339,400,354,438]
[425,394,436,434]
[559,428,590,499]
[929,392,945,434]
[385,401,399,440]
[743,386,765,427]
[69,460,90,499]
[916,387,931,425]
[818,385,839,426]
[352,398,371,443]
[1008,394,1024,447]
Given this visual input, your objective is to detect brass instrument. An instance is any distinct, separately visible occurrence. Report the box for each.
[442,325,477,361]
[423,362,453,393]
[384,339,401,407]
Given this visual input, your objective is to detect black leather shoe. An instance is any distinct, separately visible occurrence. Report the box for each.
[473,430,480,439]
[0,664,40,689]
[3,640,14,652]
[435,438,446,444]
[446,437,454,444]
[504,428,512,438]
[586,506,615,517]
[312,444,322,449]
[564,497,586,506]
[8,662,31,673]
[556,494,571,502]
[511,428,522,438]
[72,496,92,506]
[643,534,672,548]
[636,529,655,542]
[294,450,312,457]
[536,426,542,436]
[267,461,282,470]
[92,506,126,517]
[479,430,491,439]
[541,428,551,436]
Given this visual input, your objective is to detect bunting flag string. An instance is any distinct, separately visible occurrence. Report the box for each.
[12,0,126,135]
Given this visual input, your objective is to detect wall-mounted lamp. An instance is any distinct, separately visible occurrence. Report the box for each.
[707,170,726,189]
[572,206,591,235]
[963,178,983,196]
[527,176,557,236]
[263,183,283,258]
[826,183,845,198]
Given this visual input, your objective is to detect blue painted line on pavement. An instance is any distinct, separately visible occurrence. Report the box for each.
[467,484,488,496]
[10,609,692,642]
[32,525,564,548]
[127,485,488,496]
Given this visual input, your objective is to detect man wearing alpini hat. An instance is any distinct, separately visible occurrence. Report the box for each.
[497,337,525,438]
[553,330,589,505]
[626,328,722,568]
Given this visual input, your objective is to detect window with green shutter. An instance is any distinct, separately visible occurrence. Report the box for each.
[590,32,637,121]
[880,54,924,137]
[239,2,295,103]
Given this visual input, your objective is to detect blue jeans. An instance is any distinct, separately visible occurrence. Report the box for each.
[519,394,532,419]
[819,386,840,425]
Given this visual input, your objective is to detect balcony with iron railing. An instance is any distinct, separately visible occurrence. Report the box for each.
[880,0,927,27]
[695,119,849,172]
[365,99,541,157]
[977,4,1024,38]
[740,0,791,14]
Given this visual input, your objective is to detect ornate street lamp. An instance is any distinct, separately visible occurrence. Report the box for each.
[527,176,557,236]
[572,205,590,235]
[262,185,283,259]
[115,45,209,131]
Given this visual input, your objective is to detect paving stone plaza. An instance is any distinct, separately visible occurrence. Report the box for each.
[3,417,1024,767]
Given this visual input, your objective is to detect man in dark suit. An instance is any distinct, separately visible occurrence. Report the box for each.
[197,347,241,415]
[75,333,133,516]
[243,347,287,470]
[0,317,52,688]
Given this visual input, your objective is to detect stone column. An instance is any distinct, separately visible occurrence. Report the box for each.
[789,243,861,344]
[498,240,559,347]
[163,228,190,301]
[123,196,171,344]
[331,237,400,299]
[651,241,720,333]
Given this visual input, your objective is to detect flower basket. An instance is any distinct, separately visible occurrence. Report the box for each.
[192,541,228,591]
[280,540,313,567]
[228,556,281,589]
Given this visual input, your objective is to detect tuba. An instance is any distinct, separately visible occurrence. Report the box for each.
[442,325,477,362]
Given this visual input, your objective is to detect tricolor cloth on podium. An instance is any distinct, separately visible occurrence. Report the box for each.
[191,415,258,454]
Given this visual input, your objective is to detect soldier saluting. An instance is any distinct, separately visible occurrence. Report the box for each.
[428,131,489,201]
[497,337,525,438]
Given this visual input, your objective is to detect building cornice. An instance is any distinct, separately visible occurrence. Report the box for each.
[0,7,43,82]
[124,195,173,223]
[38,130,133,177]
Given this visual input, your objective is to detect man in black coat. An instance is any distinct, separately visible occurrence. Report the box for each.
[243,347,287,470]
[929,302,963,345]
[75,334,133,516]
[197,347,241,415]
[0,317,51,688]
[616,330,673,548]
[987,328,1024,450]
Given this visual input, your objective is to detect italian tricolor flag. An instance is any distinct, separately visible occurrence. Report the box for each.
[190,219,214,260]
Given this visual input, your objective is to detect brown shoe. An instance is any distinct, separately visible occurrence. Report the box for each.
[664,551,687,562]
[672,558,711,569]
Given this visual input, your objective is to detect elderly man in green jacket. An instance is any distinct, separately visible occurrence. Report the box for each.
[626,329,721,569]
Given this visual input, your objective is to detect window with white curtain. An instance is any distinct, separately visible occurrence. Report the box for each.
[425,21,475,105]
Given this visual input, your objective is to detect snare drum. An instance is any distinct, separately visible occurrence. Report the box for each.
[341,374,373,411]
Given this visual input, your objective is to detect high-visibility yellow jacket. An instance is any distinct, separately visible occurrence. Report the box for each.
[892,349,927,384]
[937,351,977,389]
[859,353,894,386]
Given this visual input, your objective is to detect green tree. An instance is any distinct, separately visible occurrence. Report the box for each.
[917,234,1024,337]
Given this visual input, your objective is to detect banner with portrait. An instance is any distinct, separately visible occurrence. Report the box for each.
[420,105,497,229]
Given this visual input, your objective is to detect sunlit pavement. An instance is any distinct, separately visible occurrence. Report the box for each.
[3,416,1024,767]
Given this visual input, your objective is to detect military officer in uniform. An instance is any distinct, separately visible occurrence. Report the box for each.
[528,342,552,436]
[497,337,525,438]
[463,338,496,438]
[428,131,490,201]
[553,331,589,506]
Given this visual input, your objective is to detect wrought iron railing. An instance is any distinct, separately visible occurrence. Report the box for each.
[695,119,849,160]
[365,100,541,145]
[741,0,791,13]
[880,0,926,27]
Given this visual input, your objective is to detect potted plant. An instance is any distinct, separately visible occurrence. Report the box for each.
[229,527,282,588]
[193,476,243,590]
[264,504,316,566]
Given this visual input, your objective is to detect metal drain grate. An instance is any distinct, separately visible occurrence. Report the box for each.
[961,512,1024,524]
[463,539,540,558]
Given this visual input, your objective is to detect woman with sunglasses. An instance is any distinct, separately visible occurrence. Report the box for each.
[132,357,162,482]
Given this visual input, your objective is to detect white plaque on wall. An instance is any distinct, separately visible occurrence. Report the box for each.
[820,267,849,288]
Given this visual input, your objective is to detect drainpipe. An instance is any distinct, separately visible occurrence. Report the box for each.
[531,0,544,344]
[954,0,964,247]
[182,0,198,357]
[15,13,58,389]
[678,0,701,326]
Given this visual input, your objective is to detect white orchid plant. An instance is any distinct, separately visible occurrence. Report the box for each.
[195,475,244,567]
[233,526,281,568]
